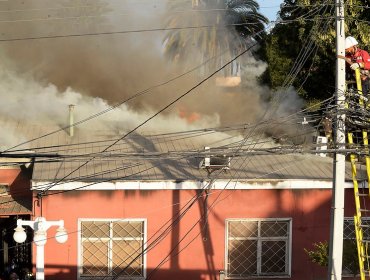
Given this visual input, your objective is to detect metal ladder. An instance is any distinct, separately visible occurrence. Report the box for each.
[347,68,370,279]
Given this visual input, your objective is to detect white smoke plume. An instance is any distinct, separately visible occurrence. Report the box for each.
[0,0,306,150]
[0,63,222,150]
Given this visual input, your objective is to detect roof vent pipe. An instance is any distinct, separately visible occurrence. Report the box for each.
[69,104,75,137]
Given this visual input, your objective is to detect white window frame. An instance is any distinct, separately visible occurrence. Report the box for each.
[225,218,292,279]
[77,218,147,280]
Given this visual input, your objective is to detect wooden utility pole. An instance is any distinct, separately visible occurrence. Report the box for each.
[328,0,346,279]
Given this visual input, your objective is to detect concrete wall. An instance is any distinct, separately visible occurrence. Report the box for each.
[33,187,358,280]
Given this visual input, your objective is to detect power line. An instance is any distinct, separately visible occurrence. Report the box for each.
[31,115,322,192]
[282,4,334,89]
[109,103,272,279]
[4,123,250,154]
[0,22,267,42]
[37,42,259,196]
[35,10,346,277]
[1,95,332,196]
[3,91,330,157]
[0,10,330,154]
[0,93,333,198]
[108,33,340,276]
[1,47,236,153]
[110,101,326,279]
[0,33,341,280]
[141,95,337,278]
[0,7,352,280]
[0,13,342,278]
[0,3,342,15]
[0,17,336,43]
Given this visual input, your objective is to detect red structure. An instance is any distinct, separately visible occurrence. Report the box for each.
[31,186,361,280]
[1,127,361,280]
[25,132,360,280]
[0,163,33,279]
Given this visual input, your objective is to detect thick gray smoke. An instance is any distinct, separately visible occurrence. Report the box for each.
[0,0,305,149]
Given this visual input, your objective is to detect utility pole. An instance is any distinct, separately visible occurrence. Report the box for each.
[328,0,346,279]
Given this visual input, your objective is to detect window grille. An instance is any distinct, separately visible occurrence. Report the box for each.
[226,219,291,278]
[79,219,145,279]
[343,218,370,276]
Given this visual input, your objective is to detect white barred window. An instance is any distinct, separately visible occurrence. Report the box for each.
[343,218,370,276]
[226,219,291,278]
[79,219,146,279]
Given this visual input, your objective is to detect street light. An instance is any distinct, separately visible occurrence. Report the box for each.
[13,217,68,280]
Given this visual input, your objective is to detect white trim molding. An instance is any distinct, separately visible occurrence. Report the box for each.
[32,179,356,191]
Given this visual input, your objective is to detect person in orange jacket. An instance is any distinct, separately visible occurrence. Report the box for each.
[344,36,370,95]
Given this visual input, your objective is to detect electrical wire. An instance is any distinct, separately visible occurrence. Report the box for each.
[1,46,237,153]
[3,123,252,154]
[109,92,331,279]
[1,11,333,154]
[37,41,261,196]
[0,3,342,18]
[109,21,342,276]
[2,91,331,158]
[0,17,336,43]
[109,96,274,279]
[281,3,333,89]
[0,101,333,200]
[0,22,271,42]
[0,94,334,198]
[0,7,346,278]
[20,2,368,278]
[5,65,330,278]
[29,115,325,191]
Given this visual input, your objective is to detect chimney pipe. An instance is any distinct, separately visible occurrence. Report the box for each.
[68,104,75,137]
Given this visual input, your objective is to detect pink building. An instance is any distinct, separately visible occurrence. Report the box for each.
[0,160,33,279]
[22,131,360,280]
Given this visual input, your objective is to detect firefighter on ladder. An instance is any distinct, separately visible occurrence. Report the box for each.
[343,36,370,96]
[326,37,370,144]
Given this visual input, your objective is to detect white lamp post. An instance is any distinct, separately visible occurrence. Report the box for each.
[13,217,68,280]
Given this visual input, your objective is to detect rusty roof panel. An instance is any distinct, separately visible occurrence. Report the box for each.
[0,196,32,215]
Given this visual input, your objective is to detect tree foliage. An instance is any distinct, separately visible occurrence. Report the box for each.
[304,241,329,267]
[304,240,360,276]
[163,0,268,66]
[258,0,369,101]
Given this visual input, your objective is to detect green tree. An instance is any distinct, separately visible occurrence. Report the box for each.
[304,240,359,277]
[163,0,268,67]
[345,0,370,46]
[258,0,369,101]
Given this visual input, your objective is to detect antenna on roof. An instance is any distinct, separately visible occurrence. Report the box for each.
[68,104,75,137]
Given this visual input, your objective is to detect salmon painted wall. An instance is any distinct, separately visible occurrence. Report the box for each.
[32,187,358,280]
[0,168,20,185]
[0,167,32,198]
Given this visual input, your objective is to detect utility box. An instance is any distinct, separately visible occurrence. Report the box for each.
[199,147,231,170]
[315,136,328,157]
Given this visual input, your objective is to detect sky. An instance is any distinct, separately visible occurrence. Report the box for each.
[257,0,283,22]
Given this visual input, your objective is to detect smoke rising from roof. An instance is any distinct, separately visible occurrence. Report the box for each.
[0,0,306,149]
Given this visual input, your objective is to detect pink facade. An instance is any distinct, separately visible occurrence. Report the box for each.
[32,187,358,280]
[0,167,32,199]
[0,166,32,279]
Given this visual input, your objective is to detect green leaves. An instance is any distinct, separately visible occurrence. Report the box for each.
[304,240,360,276]
[304,241,329,267]
[163,0,268,65]
[258,0,369,102]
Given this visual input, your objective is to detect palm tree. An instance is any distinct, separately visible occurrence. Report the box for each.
[163,0,268,73]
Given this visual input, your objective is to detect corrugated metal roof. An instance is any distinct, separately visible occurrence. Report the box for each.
[30,131,353,183]
[0,118,354,184]
[0,196,32,215]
